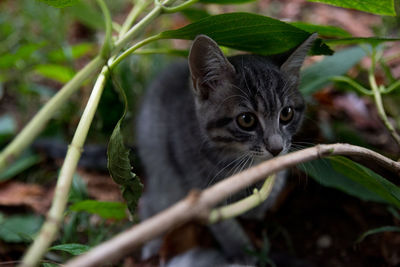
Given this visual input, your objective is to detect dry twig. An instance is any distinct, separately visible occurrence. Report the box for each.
[66,143,400,267]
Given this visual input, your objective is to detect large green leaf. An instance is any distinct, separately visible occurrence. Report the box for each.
[300,157,400,208]
[0,214,43,243]
[290,22,351,38]
[300,46,365,96]
[307,0,396,16]
[69,200,127,220]
[37,0,80,8]
[159,12,333,55]
[50,243,91,255]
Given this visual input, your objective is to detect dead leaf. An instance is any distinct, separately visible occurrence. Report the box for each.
[0,182,52,214]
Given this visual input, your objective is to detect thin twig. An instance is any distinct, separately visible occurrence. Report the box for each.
[65,143,400,267]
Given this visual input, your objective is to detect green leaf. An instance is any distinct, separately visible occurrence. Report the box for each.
[159,12,333,55]
[37,0,80,8]
[290,22,351,38]
[34,64,76,84]
[0,153,41,182]
[69,200,127,220]
[0,43,43,69]
[200,0,256,3]
[325,37,400,46]
[181,8,211,21]
[66,1,104,30]
[49,243,91,255]
[356,226,400,243]
[68,173,89,204]
[300,46,365,96]
[107,73,143,215]
[0,214,43,243]
[300,157,400,208]
[307,0,396,16]
[48,43,95,62]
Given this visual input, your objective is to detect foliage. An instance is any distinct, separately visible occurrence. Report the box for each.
[49,243,91,256]
[69,200,127,220]
[0,213,43,243]
[0,0,399,265]
[159,12,333,55]
[307,0,396,16]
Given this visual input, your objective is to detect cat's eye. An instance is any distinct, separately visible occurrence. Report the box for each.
[280,106,294,124]
[236,113,257,130]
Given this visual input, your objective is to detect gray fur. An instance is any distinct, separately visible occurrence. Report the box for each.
[136,34,315,264]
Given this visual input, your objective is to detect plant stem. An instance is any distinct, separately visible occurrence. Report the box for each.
[0,56,104,173]
[97,0,113,59]
[0,0,183,173]
[113,0,176,52]
[331,76,373,96]
[65,143,400,267]
[110,34,163,68]
[155,0,199,13]
[119,0,151,37]
[209,175,276,224]
[19,0,187,265]
[20,66,109,267]
[369,64,400,148]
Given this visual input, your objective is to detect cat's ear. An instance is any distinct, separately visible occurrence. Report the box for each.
[189,35,235,99]
[280,33,318,82]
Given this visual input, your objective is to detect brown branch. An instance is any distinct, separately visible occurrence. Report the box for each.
[65,143,400,267]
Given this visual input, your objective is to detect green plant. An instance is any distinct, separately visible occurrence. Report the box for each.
[0,0,399,266]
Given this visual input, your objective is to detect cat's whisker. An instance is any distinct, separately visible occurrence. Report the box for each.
[206,153,249,187]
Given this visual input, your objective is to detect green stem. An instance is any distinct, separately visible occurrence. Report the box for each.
[110,34,163,68]
[119,0,151,37]
[382,79,400,94]
[209,175,277,224]
[369,69,400,147]
[0,56,104,173]
[97,0,113,59]
[20,67,110,267]
[0,0,183,173]
[155,0,199,13]
[19,0,187,265]
[331,76,373,96]
[113,0,176,52]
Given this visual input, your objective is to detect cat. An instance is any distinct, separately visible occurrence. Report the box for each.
[136,33,317,265]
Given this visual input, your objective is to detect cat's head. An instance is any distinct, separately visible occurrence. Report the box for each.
[188,34,316,160]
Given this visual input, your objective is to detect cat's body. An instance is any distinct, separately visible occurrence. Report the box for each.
[136,34,316,265]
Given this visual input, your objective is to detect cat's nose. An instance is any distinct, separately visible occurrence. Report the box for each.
[266,134,283,156]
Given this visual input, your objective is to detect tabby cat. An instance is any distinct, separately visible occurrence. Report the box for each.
[136,33,317,265]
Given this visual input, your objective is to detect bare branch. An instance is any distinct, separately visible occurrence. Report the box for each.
[66,143,400,267]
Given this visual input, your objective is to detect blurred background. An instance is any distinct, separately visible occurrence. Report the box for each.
[0,0,400,266]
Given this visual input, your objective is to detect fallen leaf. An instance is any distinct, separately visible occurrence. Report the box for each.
[0,182,52,214]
